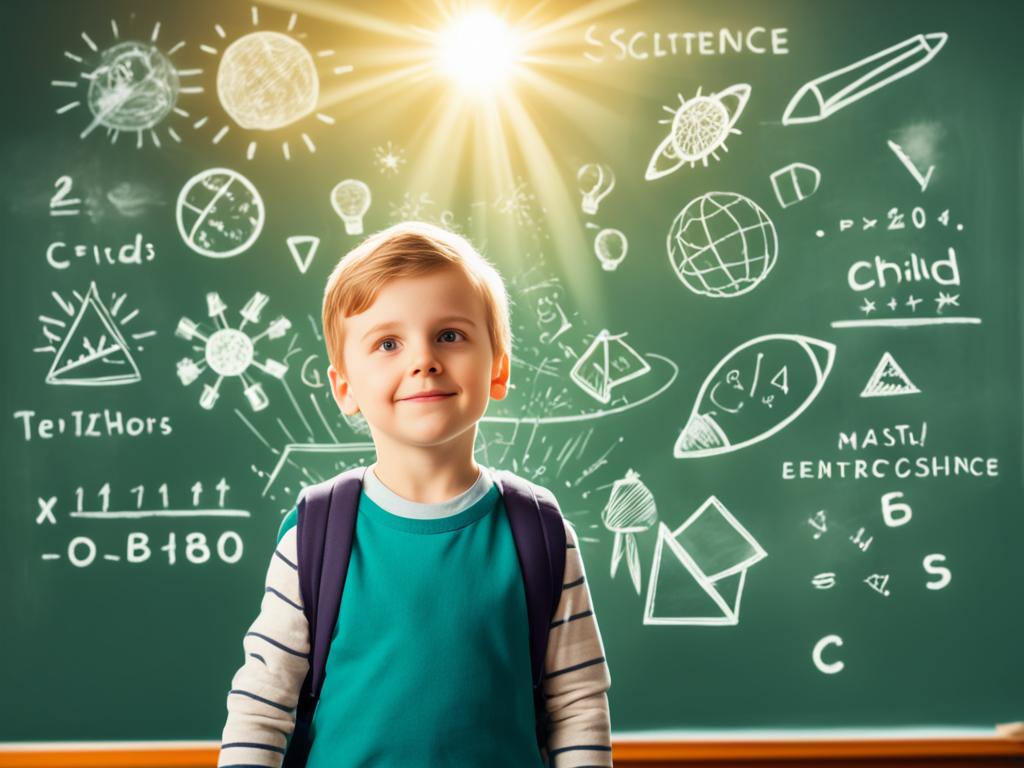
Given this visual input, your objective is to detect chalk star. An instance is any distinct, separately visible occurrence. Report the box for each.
[859,298,877,315]
[935,291,960,313]
[905,295,922,312]
[887,297,899,311]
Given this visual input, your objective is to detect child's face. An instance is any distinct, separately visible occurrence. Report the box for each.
[327,267,510,450]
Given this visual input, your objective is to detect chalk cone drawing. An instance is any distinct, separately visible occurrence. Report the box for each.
[770,162,821,208]
[175,291,292,411]
[667,192,778,298]
[643,496,767,626]
[674,334,836,459]
[570,329,652,404]
[195,10,351,160]
[577,163,615,214]
[601,470,658,594]
[36,282,153,386]
[177,168,265,258]
[860,351,920,397]
[782,33,948,126]
[54,20,202,148]
[286,235,320,274]
[646,84,750,180]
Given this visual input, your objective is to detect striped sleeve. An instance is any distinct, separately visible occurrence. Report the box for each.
[542,518,614,767]
[217,526,310,768]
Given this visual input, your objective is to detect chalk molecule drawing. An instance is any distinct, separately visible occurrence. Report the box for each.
[176,168,265,258]
[666,191,778,298]
[646,84,750,180]
[674,334,836,459]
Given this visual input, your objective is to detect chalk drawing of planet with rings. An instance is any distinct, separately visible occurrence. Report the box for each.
[176,168,265,258]
[645,83,751,180]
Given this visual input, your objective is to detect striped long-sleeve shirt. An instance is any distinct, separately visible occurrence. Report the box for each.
[218,467,612,767]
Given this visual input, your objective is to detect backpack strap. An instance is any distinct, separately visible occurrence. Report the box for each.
[493,469,568,751]
[284,466,364,768]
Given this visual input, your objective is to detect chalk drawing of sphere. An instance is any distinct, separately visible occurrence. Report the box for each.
[206,329,254,377]
[176,168,265,258]
[217,32,319,131]
[87,42,180,131]
[667,192,778,298]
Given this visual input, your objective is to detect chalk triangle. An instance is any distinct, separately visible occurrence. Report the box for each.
[860,352,920,398]
[287,235,320,274]
[46,283,141,386]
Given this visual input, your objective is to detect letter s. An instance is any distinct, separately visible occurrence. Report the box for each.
[923,554,952,590]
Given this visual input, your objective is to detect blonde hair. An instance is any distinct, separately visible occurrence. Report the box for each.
[322,221,512,375]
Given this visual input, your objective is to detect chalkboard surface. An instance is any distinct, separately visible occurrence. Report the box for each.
[3,0,1023,745]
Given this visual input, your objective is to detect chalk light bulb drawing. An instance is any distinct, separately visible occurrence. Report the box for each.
[577,163,615,215]
[646,84,751,181]
[594,228,628,271]
[175,291,291,412]
[435,10,522,94]
[331,179,372,235]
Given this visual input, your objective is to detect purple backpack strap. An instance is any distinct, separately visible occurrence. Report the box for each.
[493,469,568,750]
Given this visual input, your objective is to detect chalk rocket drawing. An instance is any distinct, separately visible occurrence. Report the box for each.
[646,84,750,180]
[601,469,658,594]
[570,329,652,404]
[860,351,920,397]
[674,334,835,458]
[644,496,767,626]
[782,33,948,126]
[35,282,154,386]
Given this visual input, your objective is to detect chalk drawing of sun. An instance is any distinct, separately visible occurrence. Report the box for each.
[53,18,202,148]
[645,84,751,181]
[194,5,354,160]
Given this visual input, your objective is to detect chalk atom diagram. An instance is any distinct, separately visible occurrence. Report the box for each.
[175,291,292,412]
[646,84,750,181]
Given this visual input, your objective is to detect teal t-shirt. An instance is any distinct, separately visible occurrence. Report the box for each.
[277,482,544,767]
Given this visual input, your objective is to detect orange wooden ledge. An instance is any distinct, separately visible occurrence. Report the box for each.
[2,739,1024,767]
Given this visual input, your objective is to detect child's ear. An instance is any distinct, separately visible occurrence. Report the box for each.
[327,364,360,415]
[490,351,510,400]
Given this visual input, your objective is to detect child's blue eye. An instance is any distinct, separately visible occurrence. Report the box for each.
[375,329,464,352]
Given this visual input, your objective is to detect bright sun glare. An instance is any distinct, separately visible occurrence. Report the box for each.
[436,10,521,94]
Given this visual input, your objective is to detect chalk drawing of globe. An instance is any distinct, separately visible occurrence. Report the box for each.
[87,42,180,131]
[666,191,778,298]
[217,32,319,131]
[176,168,265,258]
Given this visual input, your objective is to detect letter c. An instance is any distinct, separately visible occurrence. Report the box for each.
[813,634,845,674]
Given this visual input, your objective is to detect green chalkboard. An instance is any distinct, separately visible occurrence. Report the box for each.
[3,0,1023,746]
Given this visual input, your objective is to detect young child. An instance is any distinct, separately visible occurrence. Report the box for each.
[217,221,613,767]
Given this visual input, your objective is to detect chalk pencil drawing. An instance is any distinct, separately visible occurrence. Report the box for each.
[782,33,948,125]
